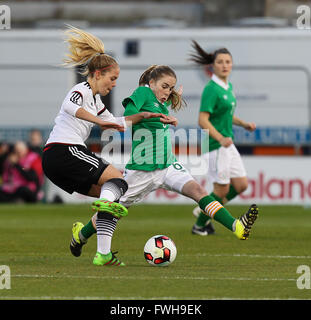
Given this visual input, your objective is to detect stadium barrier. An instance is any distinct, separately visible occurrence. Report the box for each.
[45,154,311,205]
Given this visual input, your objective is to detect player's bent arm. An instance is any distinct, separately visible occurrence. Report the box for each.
[199,111,223,142]
[233,116,256,132]
[123,101,169,126]
[75,107,125,131]
[233,116,247,128]
[75,107,106,126]
[199,112,232,147]
[125,112,169,126]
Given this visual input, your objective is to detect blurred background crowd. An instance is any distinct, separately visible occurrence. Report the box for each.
[0,130,44,203]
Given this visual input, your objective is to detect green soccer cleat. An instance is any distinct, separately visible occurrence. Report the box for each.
[93,251,126,266]
[233,220,246,240]
[70,222,86,257]
[91,198,128,219]
[234,204,259,240]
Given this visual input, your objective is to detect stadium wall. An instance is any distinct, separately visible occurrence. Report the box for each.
[1,28,311,130]
[46,155,311,205]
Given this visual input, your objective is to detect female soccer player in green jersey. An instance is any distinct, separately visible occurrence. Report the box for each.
[117,64,258,245]
[189,41,257,236]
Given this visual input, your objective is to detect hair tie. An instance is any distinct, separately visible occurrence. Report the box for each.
[90,64,113,74]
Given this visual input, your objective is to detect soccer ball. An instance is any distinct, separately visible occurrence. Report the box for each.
[143,235,177,266]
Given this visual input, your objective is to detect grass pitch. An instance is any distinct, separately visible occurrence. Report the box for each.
[0,203,311,300]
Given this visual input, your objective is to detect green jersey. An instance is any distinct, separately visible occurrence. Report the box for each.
[123,86,176,171]
[200,75,236,153]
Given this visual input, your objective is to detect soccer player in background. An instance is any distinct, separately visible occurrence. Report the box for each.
[117,64,258,242]
[42,26,168,267]
[189,41,256,236]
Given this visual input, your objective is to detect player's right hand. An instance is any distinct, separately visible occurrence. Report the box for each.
[220,136,233,148]
[99,121,125,132]
[160,115,178,127]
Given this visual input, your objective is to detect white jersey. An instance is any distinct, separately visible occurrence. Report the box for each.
[46,81,126,146]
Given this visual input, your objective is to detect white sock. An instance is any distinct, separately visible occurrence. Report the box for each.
[232,219,238,232]
[96,213,118,255]
[100,188,116,201]
[100,180,123,202]
[97,235,112,255]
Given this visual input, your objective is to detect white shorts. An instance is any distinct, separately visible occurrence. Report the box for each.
[205,144,246,185]
[119,162,195,207]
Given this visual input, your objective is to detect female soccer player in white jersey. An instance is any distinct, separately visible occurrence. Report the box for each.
[189,41,257,236]
[42,26,168,267]
[117,65,258,241]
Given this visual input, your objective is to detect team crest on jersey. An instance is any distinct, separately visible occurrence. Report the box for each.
[70,91,83,106]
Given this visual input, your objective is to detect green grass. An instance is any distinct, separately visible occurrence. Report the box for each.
[0,204,311,300]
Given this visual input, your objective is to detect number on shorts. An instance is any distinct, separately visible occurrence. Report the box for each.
[173,162,186,172]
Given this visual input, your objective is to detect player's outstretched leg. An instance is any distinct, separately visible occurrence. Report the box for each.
[93,251,125,267]
[91,198,128,218]
[233,204,259,240]
[70,222,87,257]
[198,196,258,240]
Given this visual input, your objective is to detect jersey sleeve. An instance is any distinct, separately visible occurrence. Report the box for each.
[97,104,115,122]
[62,89,84,117]
[123,100,140,116]
[199,84,218,114]
[122,86,149,112]
[98,107,127,129]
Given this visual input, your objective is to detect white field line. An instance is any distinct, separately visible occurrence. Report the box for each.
[5,252,307,283]
[11,273,296,282]
[0,296,305,300]
[1,253,306,300]
[195,253,311,259]
[0,296,178,300]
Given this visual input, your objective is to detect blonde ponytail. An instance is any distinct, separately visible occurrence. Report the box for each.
[63,25,117,76]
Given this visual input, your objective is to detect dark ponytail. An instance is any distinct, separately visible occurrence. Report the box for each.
[189,40,232,66]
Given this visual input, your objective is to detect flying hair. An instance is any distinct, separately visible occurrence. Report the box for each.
[189,40,232,66]
[62,25,117,76]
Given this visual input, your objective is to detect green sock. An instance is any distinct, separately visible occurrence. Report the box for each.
[196,211,211,227]
[195,192,223,227]
[210,192,224,205]
[226,185,239,202]
[80,220,96,240]
[198,195,236,231]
